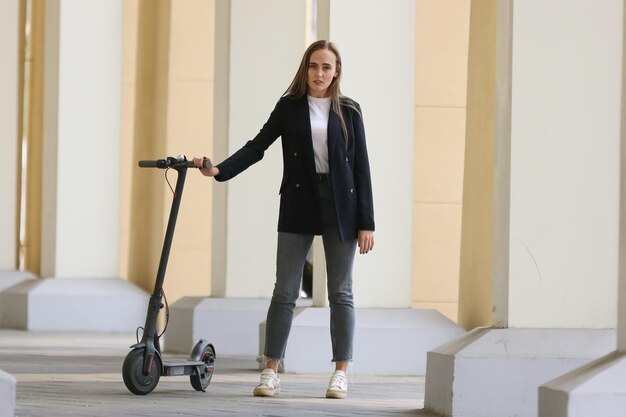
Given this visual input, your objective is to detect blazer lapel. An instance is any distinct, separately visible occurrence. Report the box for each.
[299,97,318,176]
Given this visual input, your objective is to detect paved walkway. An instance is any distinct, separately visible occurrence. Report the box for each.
[0,330,439,417]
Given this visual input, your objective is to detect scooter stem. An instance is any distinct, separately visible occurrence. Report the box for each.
[141,161,189,373]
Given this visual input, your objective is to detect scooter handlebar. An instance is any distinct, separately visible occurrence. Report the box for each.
[138,156,212,169]
[138,159,169,168]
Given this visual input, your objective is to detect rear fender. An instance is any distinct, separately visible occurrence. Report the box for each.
[188,339,215,361]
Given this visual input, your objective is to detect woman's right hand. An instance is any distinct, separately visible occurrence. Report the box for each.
[192,156,220,177]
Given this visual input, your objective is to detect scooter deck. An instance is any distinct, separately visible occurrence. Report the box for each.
[162,360,208,377]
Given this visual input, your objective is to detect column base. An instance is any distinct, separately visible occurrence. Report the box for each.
[424,327,616,417]
[539,350,626,417]
[260,307,465,375]
[0,277,148,332]
[0,370,15,417]
[164,297,273,357]
[0,270,36,292]
[164,297,465,376]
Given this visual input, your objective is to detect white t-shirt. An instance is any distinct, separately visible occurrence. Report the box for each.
[307,95,331,173]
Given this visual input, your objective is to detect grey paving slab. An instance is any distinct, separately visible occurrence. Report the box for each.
[0,330,440,417]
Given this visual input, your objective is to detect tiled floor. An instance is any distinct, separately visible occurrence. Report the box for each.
[0,330,439,417]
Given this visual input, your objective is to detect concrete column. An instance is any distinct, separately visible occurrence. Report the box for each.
[425,0,622,416]
[507,0,620,329]
[0,2,19,413]
[39,0,121,278]
[538,2,626,416]
[0,0,147,332]
[321,0,415,307]
[217,0,308,298]
[0,0,19,272]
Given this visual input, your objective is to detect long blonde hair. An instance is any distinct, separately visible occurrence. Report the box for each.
[284,40,358,145]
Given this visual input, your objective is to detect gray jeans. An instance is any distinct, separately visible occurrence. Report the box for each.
[264,180,357,362]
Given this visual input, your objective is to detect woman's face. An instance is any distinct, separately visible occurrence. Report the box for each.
[306,48,338,98]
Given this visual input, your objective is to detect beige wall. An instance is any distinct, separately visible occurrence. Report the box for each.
[412,0,470,321]
[456,0,497,330]
[120,0,214,302]
[121,0,170,291]
[164,0,215,302]
[21,0,44,276]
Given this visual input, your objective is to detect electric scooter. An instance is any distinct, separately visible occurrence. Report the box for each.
[122,155,216,395]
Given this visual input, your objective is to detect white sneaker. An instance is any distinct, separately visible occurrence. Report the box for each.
[325,370,347,399]
[253,368,281,397]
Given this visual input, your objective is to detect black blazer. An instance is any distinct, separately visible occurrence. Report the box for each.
[215,95,375,241]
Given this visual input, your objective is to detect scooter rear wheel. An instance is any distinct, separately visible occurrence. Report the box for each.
[122,348,161,395]
[190,344,216,392]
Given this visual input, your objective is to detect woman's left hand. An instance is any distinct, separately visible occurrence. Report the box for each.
[357,230,374,254]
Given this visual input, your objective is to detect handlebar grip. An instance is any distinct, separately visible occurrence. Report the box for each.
[138,159,167,168]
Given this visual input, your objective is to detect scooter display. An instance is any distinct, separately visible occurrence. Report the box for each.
[122,155,216,395]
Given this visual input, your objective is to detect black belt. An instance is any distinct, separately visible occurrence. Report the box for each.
[315,173,329,182]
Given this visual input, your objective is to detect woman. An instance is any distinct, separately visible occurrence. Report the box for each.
[193,40,375,399]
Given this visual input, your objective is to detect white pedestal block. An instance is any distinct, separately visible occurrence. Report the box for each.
[0,278,148,332]
[0,271,36,322]
[424,327,616,417]
[538,350,626,417]
[260,307,465,375]
[0,270,36,292]
[164,297,271,357]
[0,370,15,417]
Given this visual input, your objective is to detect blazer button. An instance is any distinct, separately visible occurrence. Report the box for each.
[294,152,298,157]
[296,183,300,189]
[345,157,349,163]
[349,188,354,194]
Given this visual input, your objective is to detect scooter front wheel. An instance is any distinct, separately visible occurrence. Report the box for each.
[190,344,216,392]
[122,348,161,395]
